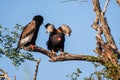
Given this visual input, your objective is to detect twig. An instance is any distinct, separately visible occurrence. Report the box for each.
[103,0,109,15]
[33,59,41,80]
[21,45,57,58]
[50,53,103,62]
[14,76,16,80]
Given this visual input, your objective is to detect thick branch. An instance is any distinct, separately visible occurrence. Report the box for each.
[21,45,108,66]
[92,0,118,66]
[50,53,104,63]
[21,45,56,58]
[92,0,117,50]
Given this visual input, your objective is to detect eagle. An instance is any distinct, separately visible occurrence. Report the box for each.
[45,23,71,55]
[16,15,44,50]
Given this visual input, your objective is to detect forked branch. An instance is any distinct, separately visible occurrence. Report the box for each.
[92,0,118,66]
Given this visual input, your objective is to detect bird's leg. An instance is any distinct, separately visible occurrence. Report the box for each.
[60,51,68,56]
[59,49,65,56]
[51,49,56,56]
[60,51,65,55]
[29,44,36,50]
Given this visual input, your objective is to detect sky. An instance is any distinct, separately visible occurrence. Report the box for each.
[0,0,120,80]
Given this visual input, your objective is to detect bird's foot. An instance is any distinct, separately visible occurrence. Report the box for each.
[30,44,36,50]
[60,52,67,56]
[52,53,56,57]
[51,50,57,56]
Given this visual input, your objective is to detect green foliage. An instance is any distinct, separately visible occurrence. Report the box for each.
[84,62,120,80]
[103,64,120,79]
[0,24,34,67]
[67,62,120,80]
[66,68,82,80]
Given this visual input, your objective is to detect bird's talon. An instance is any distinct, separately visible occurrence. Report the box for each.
[52,53,56,56]
[30,44,36,50]
[60,52,65,56]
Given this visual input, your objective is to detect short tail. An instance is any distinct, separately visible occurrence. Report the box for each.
[14,46,20,51]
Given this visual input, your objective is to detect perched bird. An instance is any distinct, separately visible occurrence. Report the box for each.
[16,15,44,50]
[45,23,71,55]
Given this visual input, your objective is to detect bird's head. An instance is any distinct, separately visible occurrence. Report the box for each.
[58,25,72,36]
[33,15,44,25]
[45,23,56,33]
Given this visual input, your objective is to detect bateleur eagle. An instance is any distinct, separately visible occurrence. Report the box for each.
[45,23,71,55]
[16,15,43,50]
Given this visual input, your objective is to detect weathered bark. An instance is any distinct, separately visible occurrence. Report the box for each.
[92,0,117,50]
[116,0,120,6]
[92,0,118,66]
[34,59,41,80]
[21,45,112,67]
[92,0,120,79]
[0,68,11,80]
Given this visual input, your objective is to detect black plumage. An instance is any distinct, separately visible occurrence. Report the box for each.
[45,23,71,54]
[47,32,65,53]
[16,15,43,50]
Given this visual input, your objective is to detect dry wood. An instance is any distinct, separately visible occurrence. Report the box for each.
[34,59,41,80]
[0,68,11,80]
[116,0,120,6]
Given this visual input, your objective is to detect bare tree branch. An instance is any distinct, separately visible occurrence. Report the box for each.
[20,45,110,66]
[92,0,118,66]
[0,68,11,80]
[92,0,117,50]
[103,0,109,15]
[91,1,120,79]
[116,0,120,6]
[34,59,41,80]
[14,76,16,80]
[21,45,57,58]
[50,53,106,64]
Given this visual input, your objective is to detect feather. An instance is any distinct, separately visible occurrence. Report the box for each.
[59,25,72,36]
[20,33,34,46]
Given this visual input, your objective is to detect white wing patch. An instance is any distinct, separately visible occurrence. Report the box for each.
[20,33,34,45]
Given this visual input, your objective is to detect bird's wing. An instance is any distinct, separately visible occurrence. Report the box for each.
[20,33,34,45]
[19,20,36,45]
[59,25,72,36]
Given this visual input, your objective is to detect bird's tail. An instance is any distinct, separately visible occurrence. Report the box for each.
[14,45,20,52]
[15,47,19,51]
